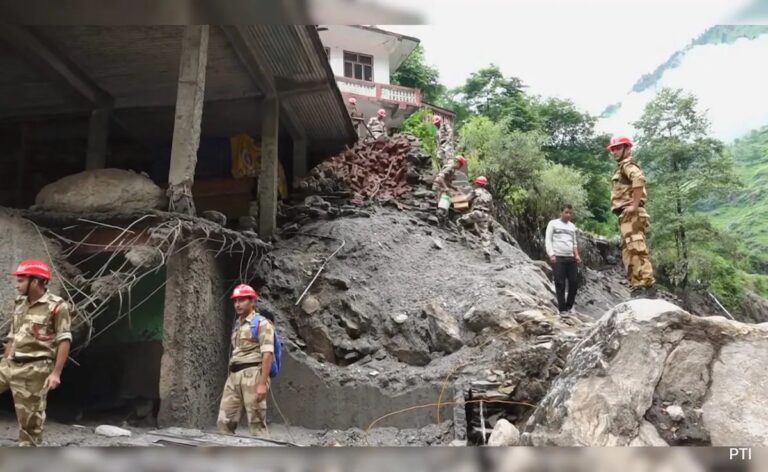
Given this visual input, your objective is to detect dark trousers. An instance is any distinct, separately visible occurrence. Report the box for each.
[553,256,578,311]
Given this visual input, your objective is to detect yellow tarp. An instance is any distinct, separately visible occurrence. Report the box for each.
[230,133,288,199]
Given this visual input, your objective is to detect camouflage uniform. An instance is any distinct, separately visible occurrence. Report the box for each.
[437,122,455,166]
[367,117,386,139]
[349,105,365,139]
[0,292,72,447]
[432,162,459,226]
[217,312,275,436]
[611,157,656,290]
[458,187,494,258]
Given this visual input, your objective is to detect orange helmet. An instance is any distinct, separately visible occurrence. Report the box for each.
[474,176,488,186]
[11,260,51,280]
[231,284,258,300]
[455,155,467,167]
[348,97,357,105]
[432,115,442,124]
[607,136,633,150]
[377,109,386,117]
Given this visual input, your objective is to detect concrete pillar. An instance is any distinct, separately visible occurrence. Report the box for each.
[291,138,307,188]
[157,240,229,428]
[168,25,209,215]
[258,98,279,239]
[85,108,110,170]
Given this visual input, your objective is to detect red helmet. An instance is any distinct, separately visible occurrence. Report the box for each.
[11,260,52,281]
[348,97,357,105]
[455,155,467,167]
[377,109,386,117]
[231,284,258,300]
[432,115,442,124]
[607,136,633,150]
[474,176,488,186]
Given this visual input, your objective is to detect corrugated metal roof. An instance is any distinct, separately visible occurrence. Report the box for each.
[248,25,356,146]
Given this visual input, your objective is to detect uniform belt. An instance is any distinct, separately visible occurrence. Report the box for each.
[229,362,260,373]
[11,356,52,364]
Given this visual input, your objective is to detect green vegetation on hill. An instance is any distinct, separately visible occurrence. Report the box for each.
[707,126,768,273]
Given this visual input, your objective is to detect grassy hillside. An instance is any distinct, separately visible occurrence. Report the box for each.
[708,126,768,273]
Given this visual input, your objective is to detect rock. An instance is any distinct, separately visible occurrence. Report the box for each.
[392,313,409,324]
[300,295,321,315]
[385,333,432,366]
[523,299,768,446]
[449,439,467,447]
[739,290,768,323]
[35,168,166,212]
[95,425,132,438]
[424,303,462,353]
[487,419,520,446]
[432,238,444,250]
[201,210,227,226]
[324,275,351,290]
[125,245,162,268]
[666,405,684,422]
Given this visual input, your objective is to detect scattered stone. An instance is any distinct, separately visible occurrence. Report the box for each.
[369,370,380,377]
[301,295,321,315]
[424,303,462,353]
[666,405,685,422]
[392,313,409,324]
[325,275,351,290]
[432,238,444,250]
[449,439,468,447]
[487,419,520,446]
[95,425,132,438]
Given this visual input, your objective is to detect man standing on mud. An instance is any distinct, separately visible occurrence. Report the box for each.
[217,284,275,436]
[545,205,581,313]
[607,136,657,298]
[1,260,72,447]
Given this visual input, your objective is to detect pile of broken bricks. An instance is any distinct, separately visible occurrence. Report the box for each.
[299,134,431,207]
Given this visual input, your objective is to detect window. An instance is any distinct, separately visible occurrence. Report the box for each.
[343,51,373,82]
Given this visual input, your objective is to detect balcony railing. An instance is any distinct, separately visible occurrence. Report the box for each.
[336,76,421,106]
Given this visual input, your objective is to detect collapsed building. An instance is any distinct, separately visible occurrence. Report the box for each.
[0,25,358,428]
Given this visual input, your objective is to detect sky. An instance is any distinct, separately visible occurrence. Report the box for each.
[381,0,754,115]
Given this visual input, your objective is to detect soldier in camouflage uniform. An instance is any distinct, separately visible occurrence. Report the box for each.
[607,136,657,298]
[367,109,387,139]
[432,155,466,227]
[458,176,495,262]
[1,260,72,447]
[217,284,275,436]
[348,97,366,139]
[433,115,455,166]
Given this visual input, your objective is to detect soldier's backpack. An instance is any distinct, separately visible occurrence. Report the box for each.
[250,314,282,378]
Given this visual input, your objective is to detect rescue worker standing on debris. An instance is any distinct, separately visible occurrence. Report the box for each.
[433,115,454,166]
[217,284,275,436]
[367,109,387,139]
[607,136,657,298]
[1,260,72,447]
[458,176,495,262]
[348,97,365,139]
[433,155,466,227]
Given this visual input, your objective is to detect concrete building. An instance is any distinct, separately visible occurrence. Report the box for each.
[0,25,355,428]
[318,25,455,132]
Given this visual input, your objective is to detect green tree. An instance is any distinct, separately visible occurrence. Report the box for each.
[532,97,614,222]
[634,88,740,293]
[391,46,445,105]
[400,108,437,159]
[454,65,539,131]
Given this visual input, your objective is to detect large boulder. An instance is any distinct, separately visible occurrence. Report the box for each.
[523,299,768,446]
[35,169,166,212]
